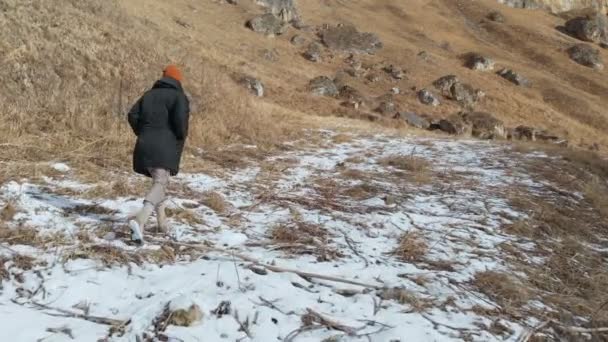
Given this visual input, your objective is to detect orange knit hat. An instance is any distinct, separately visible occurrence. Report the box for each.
[163,65,183,82]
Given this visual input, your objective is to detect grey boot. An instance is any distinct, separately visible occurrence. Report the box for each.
[129,201,154,244]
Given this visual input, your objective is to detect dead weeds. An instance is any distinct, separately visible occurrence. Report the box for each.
[202,191,229,214]
[392,231,428,262]
[473,271,532,308]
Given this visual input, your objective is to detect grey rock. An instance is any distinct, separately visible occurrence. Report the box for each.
[565,13,608,44]
[396,112,431,130]
[567,43,604,70]
[290,34,307,46]
[303,42,323,62]
[239,76,264,97]
[497,69,531,86]
[248,13,289,36]
[433,75,460,96]
[417,89,440,106]
[309,76,338,97]
[321,24,383,54]
[466,53,495,71]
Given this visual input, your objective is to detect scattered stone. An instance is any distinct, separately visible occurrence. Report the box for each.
[564,13,608,44]
[438,114,471,135]
[465,53,495,71]
[321,24,383,54]
[497,69,531,87]
[303,42,323,62]
[384,65,406,80]
[260,48,280,62]
[169,297,203,327]
[290,34,307,46]
[567,44,604,70]
[417,89,440,106]
[247,13,289,36]
[238,75,264,97]
[309,76,338,97]
[462,112,506,139]
[487,10,505,23]
[391,87,400,94]
[377,101,397,115]
[433,75,460,96]
[395,112,431,130]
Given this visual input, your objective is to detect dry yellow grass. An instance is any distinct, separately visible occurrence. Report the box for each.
[0,202,18,221]
[202,191,228,214]
[392,231,428,262]
[473,271,532,307]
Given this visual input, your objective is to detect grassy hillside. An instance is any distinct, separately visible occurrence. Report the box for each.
[1,0,607,165]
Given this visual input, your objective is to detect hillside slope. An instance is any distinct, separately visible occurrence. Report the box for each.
[1,0,607,156]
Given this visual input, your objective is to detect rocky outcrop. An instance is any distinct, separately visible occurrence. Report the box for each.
[321,24,383,54]
[564,13,608,44]
[567,43,604,69]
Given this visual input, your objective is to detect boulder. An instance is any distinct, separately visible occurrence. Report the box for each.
[309,76,338,97]
[248,13,288,36]
[395,112,431,129]
[417,89,440,106]
[567,43,604,69]
[303,42,323,62]
[433,75,460,96]
[462,112,506,139]
[239,75,264,97]
[438,114,471,135]
[497,69,531,86]
[564,13,608,44]
[487,10,506,23]
[321,24,383,54]
[465,53,495,71]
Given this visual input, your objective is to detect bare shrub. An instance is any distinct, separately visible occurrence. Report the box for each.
[392,231,428,262]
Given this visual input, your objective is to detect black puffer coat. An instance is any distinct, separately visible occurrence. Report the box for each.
[128,77,190,177]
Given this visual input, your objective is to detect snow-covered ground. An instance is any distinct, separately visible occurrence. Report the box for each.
[0,132,559,341]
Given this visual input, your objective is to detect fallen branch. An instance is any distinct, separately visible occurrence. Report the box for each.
[148,237,383,290]
[25,301,127,326]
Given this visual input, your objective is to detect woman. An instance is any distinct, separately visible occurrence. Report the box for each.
[127,65,190,244]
